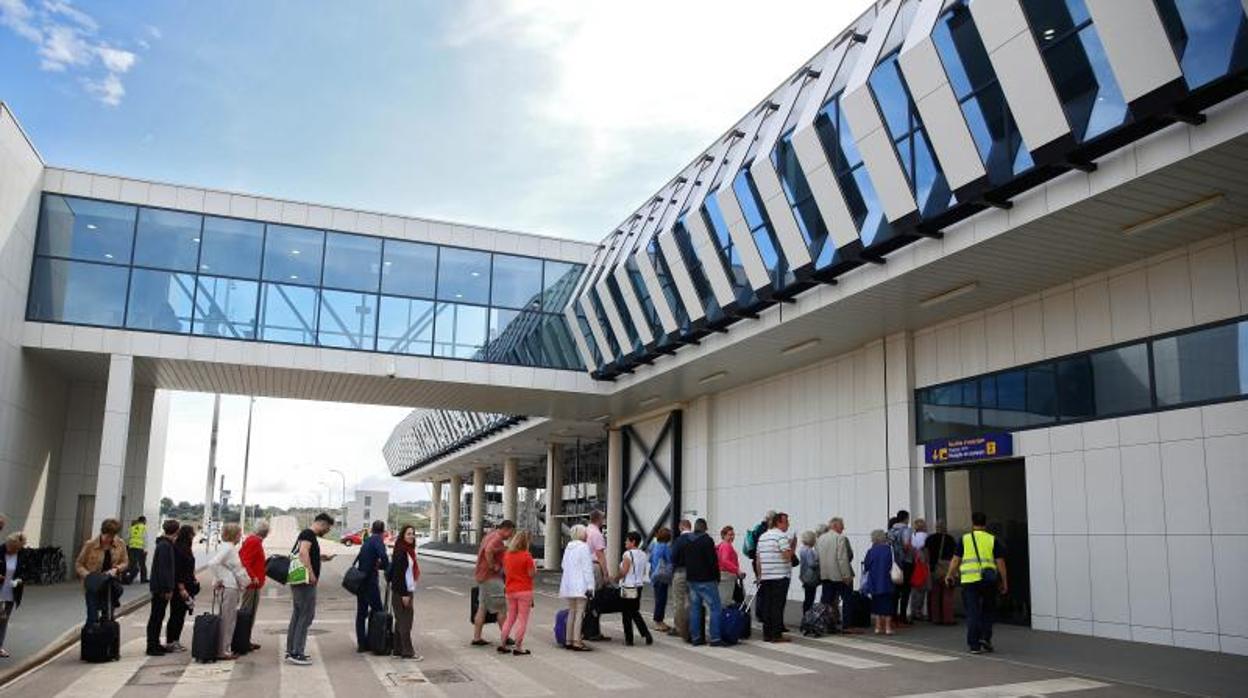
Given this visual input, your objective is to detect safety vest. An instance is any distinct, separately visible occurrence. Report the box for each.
[959,530,996,583]
[128,523,146,549]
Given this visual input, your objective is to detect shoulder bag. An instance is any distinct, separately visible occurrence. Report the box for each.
[889,546,904,586]
[287,539,309,586]
[620,551,640,599]
[341,551,366,596]
[970,532,998,586]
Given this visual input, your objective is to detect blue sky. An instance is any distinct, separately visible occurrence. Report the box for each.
[2,0,872,507]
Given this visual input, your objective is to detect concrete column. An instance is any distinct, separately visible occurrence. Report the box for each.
[471,466,486,544]
[885,332,920,518]
[430,480,444,543]
[502,457,519,523]
[142,390,171,538]
[93,355,134,532]
[448,475,463,544]
[544,442,563,571]
[522,486,535,532]
[606,427,623,578]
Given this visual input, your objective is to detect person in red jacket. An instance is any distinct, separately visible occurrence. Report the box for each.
[237,520,270,652]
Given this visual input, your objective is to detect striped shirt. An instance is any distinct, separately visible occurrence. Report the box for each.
[757,528,793,581]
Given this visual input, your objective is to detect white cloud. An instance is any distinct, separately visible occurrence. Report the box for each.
[0,0,139,105]
[444,0,875,237]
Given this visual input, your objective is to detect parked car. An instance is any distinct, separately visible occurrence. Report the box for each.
[340,531,363,546]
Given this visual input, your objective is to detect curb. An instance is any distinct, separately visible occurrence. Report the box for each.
[0,593,152,690]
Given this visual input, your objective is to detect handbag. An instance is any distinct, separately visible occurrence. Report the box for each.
[287,540,309,586]
[341,552,366,596]
[910,552,929,588]
[799,550,820,586]
[620,551,640,599]
[969,531,998,586]
[889,547,904,586]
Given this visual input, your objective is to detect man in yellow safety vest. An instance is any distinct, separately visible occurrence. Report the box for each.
[126,516,148,585]
[945,511,1007,654]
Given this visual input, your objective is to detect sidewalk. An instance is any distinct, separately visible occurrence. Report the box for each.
[0,578,151,686]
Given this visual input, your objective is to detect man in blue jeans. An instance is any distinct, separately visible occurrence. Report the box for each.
[354,520,390,652]
[678,518,723,646]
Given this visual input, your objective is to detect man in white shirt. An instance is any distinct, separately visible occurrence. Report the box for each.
[756,512,794,642]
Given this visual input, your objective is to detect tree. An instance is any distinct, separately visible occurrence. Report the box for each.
[160,497,174,516]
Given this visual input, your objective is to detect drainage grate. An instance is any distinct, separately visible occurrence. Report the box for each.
[129,664,236,686]
[422,668,472,685]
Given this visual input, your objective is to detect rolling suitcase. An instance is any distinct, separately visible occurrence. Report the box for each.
[554,608,569,646]
[231,606,256,655]
[368,586,394,655]
[192,590,223,663]
[719,605,747,646]
[81,578,120,663]
[850,591,871,628]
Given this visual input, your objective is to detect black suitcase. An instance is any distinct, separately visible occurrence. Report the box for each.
[231,607,256,655]
[368,590,393,656]
[192,591,222,663]
[81,578,120,663]
[470,586,497,624]
[850,591,872,628]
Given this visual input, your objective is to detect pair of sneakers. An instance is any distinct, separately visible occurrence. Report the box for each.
[285,653,312,665]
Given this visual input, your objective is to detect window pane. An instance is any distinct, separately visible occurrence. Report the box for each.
[317,290,377,350]
[37,195,135,264]
[27,258,128,326]
[199,216,263,278]
[491,254,543,309]
[916,380,980,442]
[262,225,323,286]
[381,240,437,298]
[133,208,201,272]
[322,232,381,292]
[437,248,490,304]
[1156,0,1248,89]
[433,302,487,358]
[192,276,257,339]
[125,269,194,333]
[485,307,525,361]
[259,282,318,344]
[1057,355,1094,419]
[869,55,912,140]
[377,296,435,355]
[542,260,581,311]
[1154,321,1248,405]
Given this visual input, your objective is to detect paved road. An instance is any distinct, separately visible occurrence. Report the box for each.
[0,555,1196,697]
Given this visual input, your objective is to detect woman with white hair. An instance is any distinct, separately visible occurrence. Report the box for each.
[0,532,31,658]
[208,523,251,660]
[559,525,596,651]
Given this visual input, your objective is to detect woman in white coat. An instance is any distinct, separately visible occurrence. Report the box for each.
[207,523,251,660]
[559,525,596,651]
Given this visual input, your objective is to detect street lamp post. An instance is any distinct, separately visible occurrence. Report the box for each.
[327,469,347,537]
[240,396,255,532]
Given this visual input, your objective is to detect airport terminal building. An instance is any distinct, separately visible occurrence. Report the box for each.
[2,0,1247,655]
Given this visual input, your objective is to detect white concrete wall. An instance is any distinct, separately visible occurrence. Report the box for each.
[0,104,70,545]
[912,232,1248,655]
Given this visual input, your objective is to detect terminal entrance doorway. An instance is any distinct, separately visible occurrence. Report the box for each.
[933,459,1030,626]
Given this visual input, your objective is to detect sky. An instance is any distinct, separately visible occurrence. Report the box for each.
[2,0,874,508]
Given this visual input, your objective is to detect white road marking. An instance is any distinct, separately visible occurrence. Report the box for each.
[277,634,334,698]
[266,585,279,599]
[427,629,552,697]
[530,646,644,690]
[888,677,1110,698]
[254,618,352,625]
[53,639,148,698]
[362,651,448,698]
[430,586,465,597]
[679,643,816,676]
[755,639,890,669]
[166,661,236,698]
[534,590,560,599]
[595,643,734,683]
[809,635,959,663]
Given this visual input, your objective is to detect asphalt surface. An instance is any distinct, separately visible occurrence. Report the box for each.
[0,553,1235,697]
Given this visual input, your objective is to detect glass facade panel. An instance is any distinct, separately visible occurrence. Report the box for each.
[259,282,318,344]
[322,232,381,293]
[868,54,953,218]
[732,170,791,288]
[1154,320,1248,405]
[133,208,202,272]
[125,269,194,333]
[36,195,134,264]
[27,258,128,326]
[1156,0,1248,89]
[192,276,258,339]
[377,296,434,355]
[773,132,835,268]
[381,240,437,298]
[199,216,263,279]
[437,247,490,304]
[542,260,582,311]
[433,302,487,358]
[672,219,724,324]
[815,96,895,248]
[263,225,323,286]
[317,289,377,350]
[491,254,543,309]
[1024,0,1129,142]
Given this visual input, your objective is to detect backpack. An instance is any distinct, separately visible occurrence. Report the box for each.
[800,603,838,637]
[888,526,913,564]
[743,522,767,560]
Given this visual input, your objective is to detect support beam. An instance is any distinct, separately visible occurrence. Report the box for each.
[606,428,623,578]
[448,475,462,544]
[502,458,519,523]
[544,443,563,572]
[93,355,134,533]
[471,466,486,545]
[430,480,443,543]
[142,390,171,539]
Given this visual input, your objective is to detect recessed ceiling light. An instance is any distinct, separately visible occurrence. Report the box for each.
[920,281,979,309]
[455,293,463,298]
[639,395,661,407]
[200,264,210,270]
[191,238,200,243]
[470,271,480,277]
[291,249,301,255]
[104,253,113,259]
[592,413,611,422]
[289,275,299,280]
[384,261,392,266]
[699,370,728,385]
[86,224,97,230]
[780,338,821,356]
[1121,194,1224,237]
